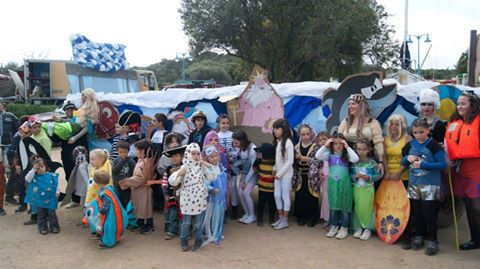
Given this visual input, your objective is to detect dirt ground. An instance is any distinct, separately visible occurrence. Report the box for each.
[0,149,479,269]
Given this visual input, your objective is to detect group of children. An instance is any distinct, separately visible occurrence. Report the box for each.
[8,108,447,256]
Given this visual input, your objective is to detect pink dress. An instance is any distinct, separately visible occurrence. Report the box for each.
[320,160,330,221]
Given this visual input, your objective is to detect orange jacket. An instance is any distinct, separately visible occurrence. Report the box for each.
[446,115,480,160]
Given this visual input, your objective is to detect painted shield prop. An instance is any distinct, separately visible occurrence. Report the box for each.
[353,185,375,228]
[375,179,410,244]
[18,137,62,172]
[96,101,119,139]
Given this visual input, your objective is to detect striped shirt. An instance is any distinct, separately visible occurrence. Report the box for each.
[257,159,275,192]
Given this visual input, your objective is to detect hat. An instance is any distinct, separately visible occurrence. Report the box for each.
[203,145,219,157]
[28,115,41,125]
[163,145,187,157]
[63,101,76,111]
[254,143,275,160]
[191,111,207,120]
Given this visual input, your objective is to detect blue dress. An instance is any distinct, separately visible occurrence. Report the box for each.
[204,166,228,244]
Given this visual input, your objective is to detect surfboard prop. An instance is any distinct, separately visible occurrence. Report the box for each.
[375,179,410,244]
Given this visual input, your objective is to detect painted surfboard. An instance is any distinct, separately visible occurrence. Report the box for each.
[375,179,410,244]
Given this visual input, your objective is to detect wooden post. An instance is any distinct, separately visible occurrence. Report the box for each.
[467,30,477,87]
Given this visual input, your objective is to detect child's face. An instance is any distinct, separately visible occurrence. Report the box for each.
[317,135,328,146]
[412,126,430,143]
[232,139,240,149]
[136,148,145,159]
[273,127,283,139]
[218,118,230,132]
[116,124,130,136]
[35,164,47,174]
[332,139,345,153]
[194,118,205,129]
[118,147,129,159]
[153,118,164,129]
[191,150,201,161]
[299,128,311,143]
[171,153,183,166]
[355,143,369,159]
[30,123,41,135]
[206,152,220,165]
[208,136,219,147]
[168,139,180,149]
[90,155,104,168]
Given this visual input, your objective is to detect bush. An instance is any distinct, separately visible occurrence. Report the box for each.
[6,104,57,118]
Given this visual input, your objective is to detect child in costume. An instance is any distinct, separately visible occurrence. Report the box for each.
[187,111,211,150]
[401,118,447,256]
[203,130,228,169]
[29,117,52,155]
[253,143,276,226]
[85,170,128,248]
[110,122,130,161]
[232,130,257,224]
[316,133,359,239]
[216,114,239,220]
[351,139,381,241]
[168,143,217,251]
[62,146,89,209]
[316,132,330,227]
[85,149,113,205]
[148,145,187,240]
[119,140,155,234]
[292,124,321,227]
[202,145,228,245]
[112,140,136,208]
[24,157,60,234]
[150,113,169,155]
[272,119,294,230]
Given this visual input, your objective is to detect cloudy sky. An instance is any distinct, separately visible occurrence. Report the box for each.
[0,0,478,69]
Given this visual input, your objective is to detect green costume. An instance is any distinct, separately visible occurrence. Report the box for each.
[351,158,380,230]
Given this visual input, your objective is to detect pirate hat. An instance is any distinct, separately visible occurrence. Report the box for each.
[163,145,187,157]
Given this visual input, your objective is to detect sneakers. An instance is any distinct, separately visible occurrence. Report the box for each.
[360,229,371,241]
[238,214,248,223]
[412,236,425,250]
[271,218,282,227]
[326,226,339,238]
[15,205,27,214]
[181,241,190,252]
[50,226,61,234]
[140,226,155,234]
[40,229,49,235]
[65,202,80,209]
[459,241,480,251]
[425,240,439,256]
[274,218,289,230]
[165,232,174,240]
[192,239,203,251]
[0,208,6,216]
[257,220,264,227]
[242,215,257,224]
[335,227,349,240]
[24,218,37,225]
[353,228,363,238]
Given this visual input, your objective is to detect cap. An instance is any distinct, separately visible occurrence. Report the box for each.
[191,111,207,120]
[63,102,77,111]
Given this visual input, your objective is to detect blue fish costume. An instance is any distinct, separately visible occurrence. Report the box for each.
[25,172,59,210]
[84,186,128,248]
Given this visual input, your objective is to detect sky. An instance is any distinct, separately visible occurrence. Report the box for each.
[0,0,478,70]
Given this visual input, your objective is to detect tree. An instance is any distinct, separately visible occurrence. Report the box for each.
[187,60,233,85]
[180,0,398,82]
[455,50,468,74]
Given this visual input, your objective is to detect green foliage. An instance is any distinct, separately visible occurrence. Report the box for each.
[6,104,57,118]
[180,0,399,82]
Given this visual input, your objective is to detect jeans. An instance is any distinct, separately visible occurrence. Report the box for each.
[330,210,350,228]
[37,207,59,231]
[167,206,179,235]
[181,211,205,243]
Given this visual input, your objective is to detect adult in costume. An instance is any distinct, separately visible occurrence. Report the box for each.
[445,91,480,250]
[68,88,99,151]
[337,94,385,176]
[416,89,446,144]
